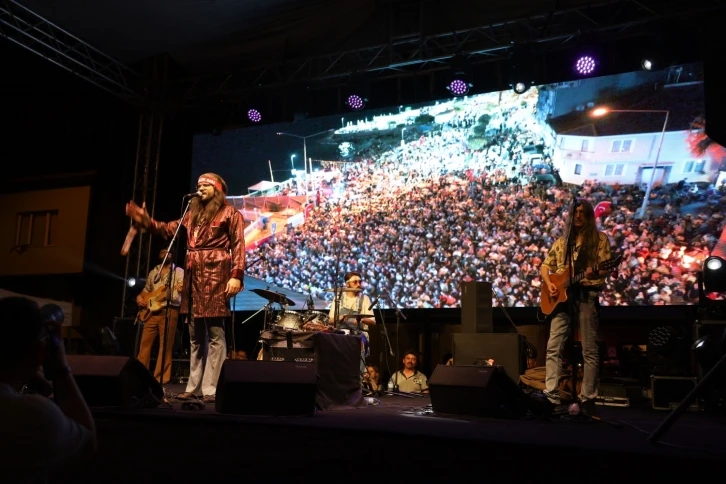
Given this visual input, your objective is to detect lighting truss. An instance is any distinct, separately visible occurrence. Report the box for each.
[179,0,723,102]
[0,0,143,103]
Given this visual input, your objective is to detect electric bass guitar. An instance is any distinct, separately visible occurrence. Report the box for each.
[539,254,622,316]
[137,285,171,323]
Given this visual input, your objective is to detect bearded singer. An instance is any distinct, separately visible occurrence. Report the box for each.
[125,173,245,404]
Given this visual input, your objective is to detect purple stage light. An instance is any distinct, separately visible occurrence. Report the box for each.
[448,79,469,96]
[574,55,597,76]
[248,109,262,123]
[347,94,365,111]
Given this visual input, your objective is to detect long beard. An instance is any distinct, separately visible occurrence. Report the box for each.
[189,195,224,226]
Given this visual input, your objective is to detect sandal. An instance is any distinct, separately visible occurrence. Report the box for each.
[176,392,195,401]
[202,395,216,403]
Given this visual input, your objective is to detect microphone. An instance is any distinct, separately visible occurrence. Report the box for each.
[368,295,380,311]
[184,191,202,198]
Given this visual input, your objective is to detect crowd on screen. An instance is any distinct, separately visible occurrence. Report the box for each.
[245,98,726,308]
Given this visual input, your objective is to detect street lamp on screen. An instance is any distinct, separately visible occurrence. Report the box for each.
[277,129,334,203]
[589,106,670,219]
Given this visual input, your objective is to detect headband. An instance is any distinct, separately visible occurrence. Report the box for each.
[198,175,223,192]
[346,275,362,282]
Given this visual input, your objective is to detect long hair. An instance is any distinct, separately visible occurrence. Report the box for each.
[189,173,228,227]
[564,198,600,265]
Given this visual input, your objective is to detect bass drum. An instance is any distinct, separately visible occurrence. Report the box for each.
[275,310,303,331]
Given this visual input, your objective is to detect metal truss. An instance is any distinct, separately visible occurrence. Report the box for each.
[120,108,165,318]
[0,0,143,104]
[120,56,170,318]
[179,0,724,102]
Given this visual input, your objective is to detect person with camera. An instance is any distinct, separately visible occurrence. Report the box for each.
[0,297,97,482]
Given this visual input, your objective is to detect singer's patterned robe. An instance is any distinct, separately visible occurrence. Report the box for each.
[149,204,245,318]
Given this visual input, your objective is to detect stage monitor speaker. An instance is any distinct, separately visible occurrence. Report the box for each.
[215,360,317,416]
[453,333,525,384]
[66,355,163,408]
[461,281,493,333]
[429,364,528,418]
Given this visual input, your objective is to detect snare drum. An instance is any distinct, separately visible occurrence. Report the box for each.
[275,310,304,331]
[300,311,331,332]
[306,311,330,327]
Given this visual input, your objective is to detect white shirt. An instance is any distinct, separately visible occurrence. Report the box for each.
[328,292,373,333]
[0,382,94,483]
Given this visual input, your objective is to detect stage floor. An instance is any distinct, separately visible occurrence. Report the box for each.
[51,383,726,483]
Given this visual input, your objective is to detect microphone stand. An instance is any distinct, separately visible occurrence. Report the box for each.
[155,196,193,388]
[378,290,415,398]
[561,197,580,412]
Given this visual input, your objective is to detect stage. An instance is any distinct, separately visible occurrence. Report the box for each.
[49,384,726,483]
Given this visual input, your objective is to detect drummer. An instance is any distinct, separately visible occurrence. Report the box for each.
[329,271,376,372]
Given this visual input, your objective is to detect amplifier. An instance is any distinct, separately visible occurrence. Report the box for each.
[264,347,315,363]
[651,375,700,411]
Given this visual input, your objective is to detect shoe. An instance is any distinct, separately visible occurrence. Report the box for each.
[202,395,216,403]
[543,390,561,405]
[580,399,597,416]
[176,392,195,401]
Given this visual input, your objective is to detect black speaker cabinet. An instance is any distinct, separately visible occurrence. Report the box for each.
[461,281,493,333]
[215,360,317,416]
[429,364,527,418]
[66,355,163,408]
[453,333,525,383]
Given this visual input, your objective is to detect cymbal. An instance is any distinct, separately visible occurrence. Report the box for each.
[324,287,362,293]
[250,288,296,306]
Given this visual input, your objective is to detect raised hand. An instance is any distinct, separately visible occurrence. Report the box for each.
[125,201,150,228]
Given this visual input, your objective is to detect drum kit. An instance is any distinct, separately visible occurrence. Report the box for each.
[250,287,373,334]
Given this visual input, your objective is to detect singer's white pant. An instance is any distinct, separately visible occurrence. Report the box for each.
[185,316,226,396]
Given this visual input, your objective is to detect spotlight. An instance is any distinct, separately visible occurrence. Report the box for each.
[247,109,262,123]
[346,94,366,111]
[649,326,678,353]
[692,335,721,371]
[574,55,597,76]
[447,78,471,97]
[513,81,530,94]
[127,277,145,288]
[703,256,726,292]
[642,59,654,71]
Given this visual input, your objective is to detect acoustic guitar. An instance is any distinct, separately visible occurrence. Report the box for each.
[137,285,171,322]
[539,254,622,316]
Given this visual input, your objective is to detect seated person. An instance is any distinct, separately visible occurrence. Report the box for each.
[362,365,383,393]
[389,351,429,394]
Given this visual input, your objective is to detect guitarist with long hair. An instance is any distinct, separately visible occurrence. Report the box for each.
[136,248,184,384]
[540,198,612,407]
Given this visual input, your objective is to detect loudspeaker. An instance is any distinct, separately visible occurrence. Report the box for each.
[215,360,317,416]
[66,355,163,408]
[461,281,493,333]
[429,364,528,418]
[453,333,525,383]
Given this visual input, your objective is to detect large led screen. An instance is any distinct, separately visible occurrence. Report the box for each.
[192,62,726,311]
